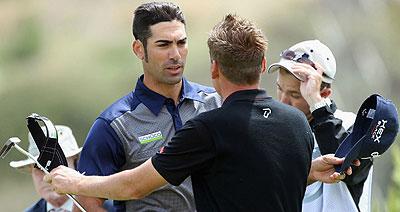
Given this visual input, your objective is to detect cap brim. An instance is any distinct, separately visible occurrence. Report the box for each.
[9,147,82,171]
[267,60,305,81]
[9,158,36,169]
[268,59,335,83]
[334,134,366,173]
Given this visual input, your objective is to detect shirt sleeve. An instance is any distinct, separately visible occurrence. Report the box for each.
[311,105,348,155]
[151,118,216,186]
[77,118,126,176]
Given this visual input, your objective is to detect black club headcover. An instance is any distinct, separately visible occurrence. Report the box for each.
[26,113,68,172]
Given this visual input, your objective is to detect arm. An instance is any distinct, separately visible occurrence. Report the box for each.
[46,159,168,200]
[294,62,373,206]
[47,118,214,200]
[293,63,373,186]
[75,119,126,210]
[72,197,106,212]
[292,63,346,154]
[311,104,350,155]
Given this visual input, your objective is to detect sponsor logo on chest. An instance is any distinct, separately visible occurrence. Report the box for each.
[138,131,163,144]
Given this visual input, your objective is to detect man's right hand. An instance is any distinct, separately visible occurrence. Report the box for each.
[291,62,325,107]
[307,154,361,185]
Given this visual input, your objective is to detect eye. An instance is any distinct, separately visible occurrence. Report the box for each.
[291,93,302,99]
[177,39,187,46]
[157,43,169,47]
[276,83,282,91]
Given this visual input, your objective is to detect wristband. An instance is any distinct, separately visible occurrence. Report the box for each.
[310,98,332,112]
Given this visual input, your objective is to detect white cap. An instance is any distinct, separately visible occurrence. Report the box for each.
[9,125,82,171]
[268,40,336,83]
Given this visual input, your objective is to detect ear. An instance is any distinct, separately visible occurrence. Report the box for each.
[211,60,219,80]
[261,56,267,74]
[132,40,145,60]
[320,87,332,98]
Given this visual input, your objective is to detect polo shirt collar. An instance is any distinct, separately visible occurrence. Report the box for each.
[223,89,269,106]
[134,75,204,116]
[181,77,204,103]
[46,198,73,211]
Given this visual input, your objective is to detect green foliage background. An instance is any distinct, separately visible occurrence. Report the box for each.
[1,0,399,211]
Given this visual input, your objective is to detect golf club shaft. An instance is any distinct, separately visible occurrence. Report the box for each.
[12,144,87,212]
[13,144,48,173]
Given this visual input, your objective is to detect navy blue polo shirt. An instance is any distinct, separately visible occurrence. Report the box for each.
[152,89,314,212]
[77,75,221,211]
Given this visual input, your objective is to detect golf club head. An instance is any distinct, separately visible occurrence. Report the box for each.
[0,137,21,159]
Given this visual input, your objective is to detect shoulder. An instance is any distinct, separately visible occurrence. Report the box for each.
[99,91,141,123]
[270,99,308,120]
[186,81,216,94]
[186,81,222,107]
[24,199,46,212]
[192,105,223,123]
[265,99,312,137]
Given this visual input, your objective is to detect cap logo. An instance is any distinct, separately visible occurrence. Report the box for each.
[370,152,380,158]
[372,119,388,143]
[362,108,375,119]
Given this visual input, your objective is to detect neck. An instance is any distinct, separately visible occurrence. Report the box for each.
[143,75,182,104]
[219,78,259,101]
[46,194,68,208]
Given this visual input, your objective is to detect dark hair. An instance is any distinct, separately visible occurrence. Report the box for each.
[321,82,331,90]
[207,14,268,85]
[133,2,185,61]
[279,68,332,90]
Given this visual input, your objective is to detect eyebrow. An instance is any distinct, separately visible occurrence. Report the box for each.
[276,82,300,94]
[155,37,187,44]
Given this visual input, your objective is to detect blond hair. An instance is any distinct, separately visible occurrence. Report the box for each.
[208,14,268,85]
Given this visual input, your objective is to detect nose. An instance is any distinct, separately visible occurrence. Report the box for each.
[169,46,181,61]
[279,93,291,105]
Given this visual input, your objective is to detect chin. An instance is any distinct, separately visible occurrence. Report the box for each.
[164,75,183,85]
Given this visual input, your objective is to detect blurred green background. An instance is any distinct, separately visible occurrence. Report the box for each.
[1,0,399,211]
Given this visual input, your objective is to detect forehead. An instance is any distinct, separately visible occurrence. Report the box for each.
[277,69,301,91]
[148,20,186,41]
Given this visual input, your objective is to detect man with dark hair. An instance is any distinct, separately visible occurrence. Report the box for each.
[268,40,373,211]
[132,2,185,62]
[75,2,220,211]
[45,14,352,212]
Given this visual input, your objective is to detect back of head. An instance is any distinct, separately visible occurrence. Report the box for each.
[207,14,268,85]
[132,2,185,43]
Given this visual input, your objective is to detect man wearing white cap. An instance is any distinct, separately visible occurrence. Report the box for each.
[10,125,113,212]
[268,40,373,212]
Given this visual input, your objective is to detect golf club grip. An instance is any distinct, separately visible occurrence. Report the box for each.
[13,145,87,212]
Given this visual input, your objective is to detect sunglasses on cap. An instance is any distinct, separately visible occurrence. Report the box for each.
[280,50,317,70]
